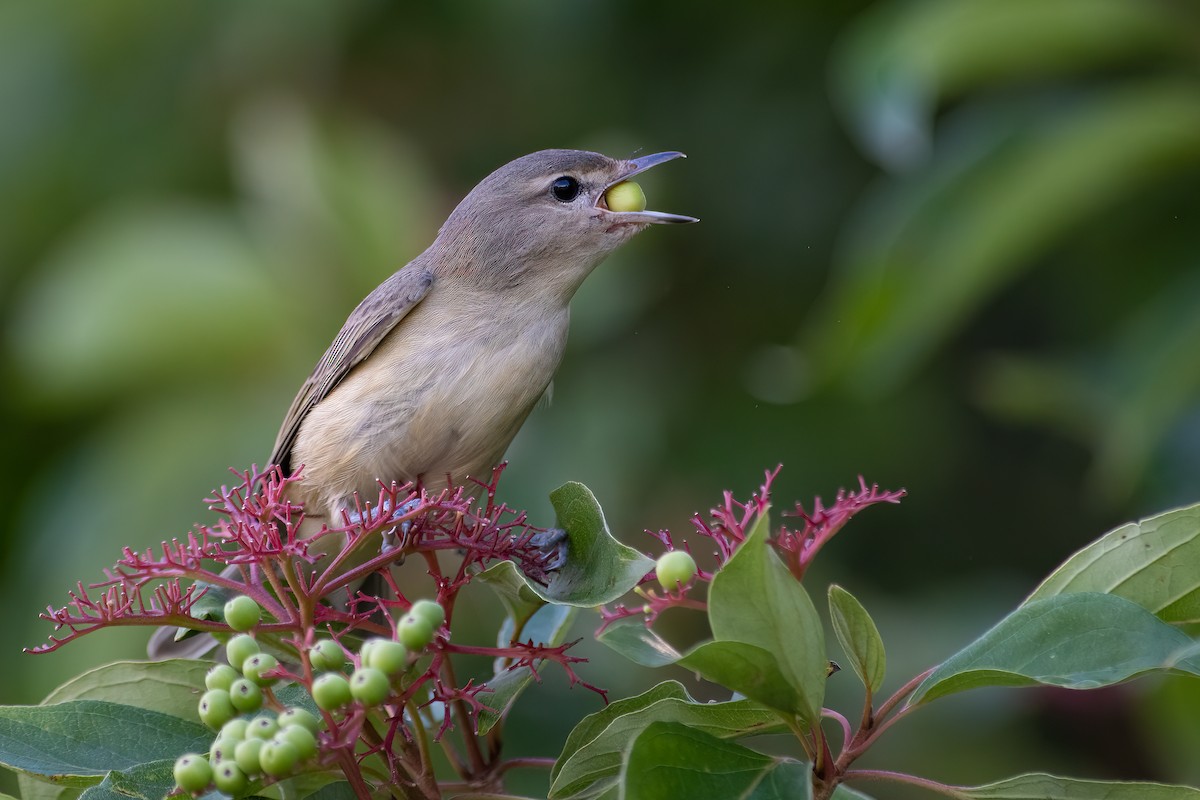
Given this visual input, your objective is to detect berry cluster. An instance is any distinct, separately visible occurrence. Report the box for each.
[173,595,443,796]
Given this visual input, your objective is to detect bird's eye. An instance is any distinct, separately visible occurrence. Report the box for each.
[550,176,581,202]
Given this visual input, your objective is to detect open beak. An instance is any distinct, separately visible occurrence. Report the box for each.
[601,151,699,224]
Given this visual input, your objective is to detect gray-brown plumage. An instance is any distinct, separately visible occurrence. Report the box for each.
[148,148,693,658]
[273,149,695,533]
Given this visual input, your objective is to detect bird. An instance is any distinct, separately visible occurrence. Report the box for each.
[148,148,695,657]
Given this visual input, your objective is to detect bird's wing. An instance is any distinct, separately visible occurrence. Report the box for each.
[269,265,434,472]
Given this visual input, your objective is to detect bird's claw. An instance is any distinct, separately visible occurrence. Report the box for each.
[347,497,422,554]
[529,527,569,572]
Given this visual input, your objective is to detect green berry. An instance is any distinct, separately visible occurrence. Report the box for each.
[247,714,279,740]
[205,663,240,691]
[226,634,260,669]
[349,667,391,706]
[312,672,352,711]
[174,753,212,793]
[363,638,407,675]
[223,595,262,632]
[220,718,250,742]
[198,689,236,729]
[605,180,647,213]
[277,723,318,760]
[655,550,697,590]
[396,614,434,651]
[213,760,248,795]
[229,678,263,712]
[278,706,320,733]
[209,737,239,764]
[409,599,445,629]
[241,653,280,686]
[234,736,264,775]
[259,738,300,777]
[308,639,345,671]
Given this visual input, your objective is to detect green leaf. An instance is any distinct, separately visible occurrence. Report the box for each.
[678,641,805,717]
[621,721,810,800]
[1026,503,1200,623]
[0,700,210,786]
[827,585,886,693]
[708,507,826,724]
[536,482,655,607]
[832,786,876,800]
[41,660,211,720]
[550,681,783,799]
[77,760,175,800]
[477,559,548,634]
[475,666,537,737]
[960,772,1200,799]
[910,593,1200,706]
[596,621,683,668]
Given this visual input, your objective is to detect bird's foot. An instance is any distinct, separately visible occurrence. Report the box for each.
[528,527,569,572]
[347,497,422,554]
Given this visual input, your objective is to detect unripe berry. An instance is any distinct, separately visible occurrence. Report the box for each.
[205,663,239,691]
[198,689,236,730]
[259,738,300,777]
[312,672,352,711]
[277,723,318,760]
[308,639,345,672]
[173,753,212,793]
[241,653,279,686]
[349,667,391,706]
[225,634,260,669]
[209,737,239,764]
[605,180,647,212]
[408,599,445,629]
[213,760,248,795]
[246,714,279,740]
[219,718,250,742]
[278,706,320,733]
[223,595,262,632]
[362,638,407,675]
[229,678,263,713]
[396,614,434,651]
[234,737,264,776]
[655,550,697,590]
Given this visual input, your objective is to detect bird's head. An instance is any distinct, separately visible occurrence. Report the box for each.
[434,149,696,298]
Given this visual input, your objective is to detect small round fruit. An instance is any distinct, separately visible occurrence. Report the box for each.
[220,718,250,742]
[174,753,212,793]
[312,672,352,711]
[205,663,240,691]
[277,723,318,760]
[408,599,445,629]
[209,736,239,765]
[259,738,300,777]
[363,638,407,675]
[396,614,434,651]
[605,180,647,213]
[278,706,320,733]
[213,760,248,795]
[223,595,262,632]
[234,737,264,776]
[247,714,280,740]
[308,639,345,671]
[349,667,391,706]
[229,678,263,712]
[241,653,280,686]
[198,689,236,729]
[655,550,697,590]
[225,634,260,669]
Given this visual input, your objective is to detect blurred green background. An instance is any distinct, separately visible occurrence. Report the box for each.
[4,0,1200,796]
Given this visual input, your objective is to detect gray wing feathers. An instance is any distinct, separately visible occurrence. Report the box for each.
[269,266,434,472]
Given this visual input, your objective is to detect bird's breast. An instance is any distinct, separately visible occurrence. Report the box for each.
[292,291,570,511]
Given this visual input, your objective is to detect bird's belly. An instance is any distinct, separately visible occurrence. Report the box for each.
[292,304,567,512]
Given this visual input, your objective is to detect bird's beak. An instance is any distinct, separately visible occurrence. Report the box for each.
[601,151,699,224]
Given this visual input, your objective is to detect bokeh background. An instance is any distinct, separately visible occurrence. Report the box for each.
[4,0,1200,796]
